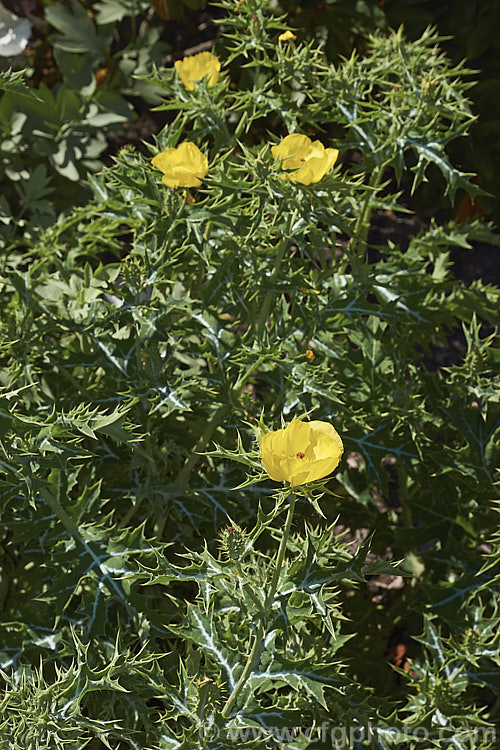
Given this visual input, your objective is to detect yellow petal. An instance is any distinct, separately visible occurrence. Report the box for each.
[272,134,338,184]
[175,59,195,90]
[151,142,208,189]
[151,149,176,172]
[260,430,289,482]
[278,30,297,42]
[292,164,317,185]
[308,140,326,158]
[177,141,209,173]
[309,420,344,458]
[324,147,339,171]
[175,51,221,90]
[272,133,311,165]
[162,167,201,188]
[285,419,313,456]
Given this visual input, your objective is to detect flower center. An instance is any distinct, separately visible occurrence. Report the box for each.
[296,451,305,459]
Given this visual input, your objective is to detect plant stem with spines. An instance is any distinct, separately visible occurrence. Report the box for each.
[256,210,297,338]
[153,355,268,538]
[350,161,388,272]
[221,492,296,718]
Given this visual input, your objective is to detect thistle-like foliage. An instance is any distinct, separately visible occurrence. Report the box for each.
[0,0,499,747]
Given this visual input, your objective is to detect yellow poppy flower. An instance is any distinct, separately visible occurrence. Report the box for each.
[175,51,221,91]
[278,30,297,42]
[271,134,339,185]
[260,419,343,486]
[151,142,208,188]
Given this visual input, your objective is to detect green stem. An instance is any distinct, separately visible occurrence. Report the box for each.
[488,692,500,719]
[177,406,229,485]
[235,562,266,616]
[153,404,230,538]
[201,89,232,149]
[234,110,248,139]
[232,354,267,392]
[221,493,296,718]
[396,463,413,528]
[40,487,139,622]
[256,211,297,338]
[118,495,144,530]
[265,493,296,608]
[221,621,265,719]
[41,487,79,539]
[395,464,424,578]
[350,162,387,270]
[153,355,268,539]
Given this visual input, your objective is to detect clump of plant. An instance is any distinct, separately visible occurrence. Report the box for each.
[0,0,499,747]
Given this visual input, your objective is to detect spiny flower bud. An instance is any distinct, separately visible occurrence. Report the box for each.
[218,523,247,561]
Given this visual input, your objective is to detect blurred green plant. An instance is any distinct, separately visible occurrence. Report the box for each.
[152,0,206,20]
[0,0,499,747]
[0,0,168,252]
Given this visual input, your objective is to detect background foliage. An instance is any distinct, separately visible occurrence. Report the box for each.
[0,0,499,748]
